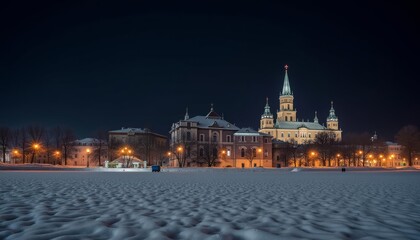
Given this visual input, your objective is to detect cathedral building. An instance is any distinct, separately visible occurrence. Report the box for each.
[259,65,342,144]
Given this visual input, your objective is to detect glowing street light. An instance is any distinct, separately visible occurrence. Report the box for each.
[54,151,61,165]
[86,148,91,168]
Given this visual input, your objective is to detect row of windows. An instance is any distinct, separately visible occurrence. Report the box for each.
[281,104,292,110]
[239,148,269,157]
[239,136,260,142]
[195,133,232,142]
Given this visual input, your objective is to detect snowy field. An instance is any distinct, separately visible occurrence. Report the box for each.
[1,169,420,240]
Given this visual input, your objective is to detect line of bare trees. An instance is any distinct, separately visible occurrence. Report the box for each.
[0,125,76,165]
[280,125,420,167]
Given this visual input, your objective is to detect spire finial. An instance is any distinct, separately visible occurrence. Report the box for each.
[327,101,338,122]
[211,103,214,111]
[261,97,273,119]
[314,111,319,123]
[281,65,292,95]
[184,107,189,120]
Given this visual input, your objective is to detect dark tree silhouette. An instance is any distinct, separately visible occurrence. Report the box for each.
[0,127,11,163]
[395,125,420,166]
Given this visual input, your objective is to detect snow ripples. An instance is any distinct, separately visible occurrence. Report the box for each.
[0,170,420,239]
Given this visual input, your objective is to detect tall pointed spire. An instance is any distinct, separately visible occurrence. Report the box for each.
[281,64,292,95]
[314,111,319,123]
[184,107,189,120]
[327,101,338,121]
[261,97,273,119]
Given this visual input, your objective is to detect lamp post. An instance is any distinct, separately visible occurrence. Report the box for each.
[167,152,171,166]
[177,146,183,167]
[310,151,316,167]
[32,144,40,163]
[86,148,91,168]
[54,151,61,165]
[121,147,133,168]
[258,148,262,167]
[13,150,19,164]
[336,154,341,167]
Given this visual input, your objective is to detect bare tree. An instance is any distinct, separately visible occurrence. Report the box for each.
[0,127,11,163]
[43,129,53,164]
[61,128,76,165]
[283,139,298,167]
[27,125,45,163]
[244,147,258,168]
[171,132,197,168]
[314,132,337,166]
[15,127,28,163]
[92,130,108,166]
[51,126,63,165]
[108,137,123,162]
[395,125,420,166]
[198,140,220,167]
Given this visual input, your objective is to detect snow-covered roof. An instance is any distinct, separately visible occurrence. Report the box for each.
[186,116,240,130]
[109,128,148,134]
[73,138,106,145]
[234,128,270,136]
[110,156,143,164]
[109,128,167,139]
[276,121,326,130]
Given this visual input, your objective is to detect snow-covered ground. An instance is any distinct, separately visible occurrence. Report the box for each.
[1,169,419,240]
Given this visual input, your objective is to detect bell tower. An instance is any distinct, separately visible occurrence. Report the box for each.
[277,65,297,122]
[260,97,274,129]
[327,101,339,130]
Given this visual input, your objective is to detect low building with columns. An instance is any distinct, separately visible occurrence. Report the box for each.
[259,65,342,144]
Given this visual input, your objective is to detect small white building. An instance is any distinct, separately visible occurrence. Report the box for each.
[0,149,11,163]
[385,141,406,167]
[67,138,108,167]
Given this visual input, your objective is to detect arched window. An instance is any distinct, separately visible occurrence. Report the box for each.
[212,132,218,142]
[252,148,257,157]
[199,148,204,157]
[186,132,191,141]
[241,148,245,157]
[281,132,284,138]
[285,116,288,121]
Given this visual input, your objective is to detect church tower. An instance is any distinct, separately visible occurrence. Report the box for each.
[260,97,274,129]
[326,101,339,130]
[277,65,297,122]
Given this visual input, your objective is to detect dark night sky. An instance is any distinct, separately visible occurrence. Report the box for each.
[1,1,419,140]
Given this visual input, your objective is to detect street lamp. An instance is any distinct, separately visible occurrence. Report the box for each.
[336,154,341,167]
[368,154,373,167]
[33,143,40,163]
[12,150,19,164]
[86,148,91,168]
[121,147,133,167]
[310,151,316,167]
[54,151,61,165]
[258,148,262,167]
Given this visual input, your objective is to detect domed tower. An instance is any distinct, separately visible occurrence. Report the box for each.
[277,65,297,122]
[260,97,274,129]
[326,101,339,130]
